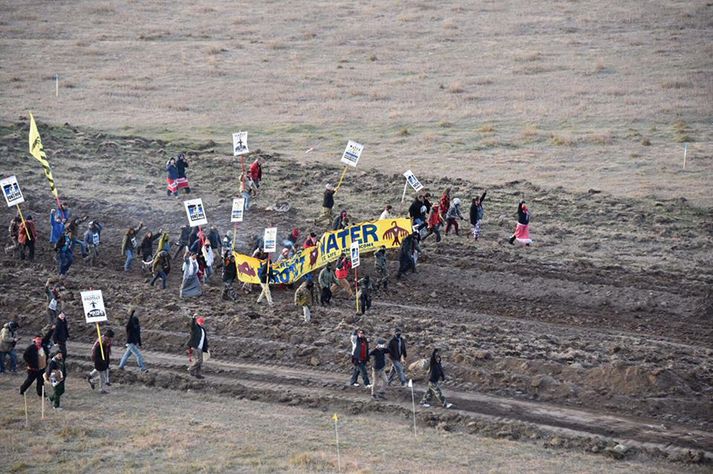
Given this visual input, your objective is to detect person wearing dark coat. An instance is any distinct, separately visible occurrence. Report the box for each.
[87,329,114,393]
[387,328,408,386]
[469,191,487,241]
[118,309,147,372]
[369,339,389,399]
[349,329,371,387]
[187,316,208,379]
[176,153,191,194]
[315,184,336,226]
[19,327,54,397]
[138,231,161,262]
[52,312,70,359]
[420,348,453,408]
[222,252,238,300]
[396,233,420,278]
[174,225,191,260]
[44,348,66,409]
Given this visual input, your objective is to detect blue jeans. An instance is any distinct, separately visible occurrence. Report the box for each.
[150,271,167,289]
[387,359,407,385]
[118,343,145,370]
[59,251,73,275]
[242,191,251,210]
[0,349,17,372]
[124,249,134,271]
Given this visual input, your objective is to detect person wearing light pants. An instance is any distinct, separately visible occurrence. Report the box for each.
[187,316,208,379]
[369,339,390,400]
[118,308,147,373]
[87,329,114,394]
[294,280,314,323]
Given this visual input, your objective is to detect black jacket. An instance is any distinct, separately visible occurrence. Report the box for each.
[517,202,530,225]
[53,318,70,344]
[176,157,189,178]
[207,229,221,249]
[126,314,142,346]
[369,347,388,370]
[46,357,66,379]
[222,257,237,282]
[322,190,335,209]
[428,359,445,384]
[187,317,208,352]
[139,234,160,258]
[351,336,369,364]
[408,199,422,220]
[387,335,407,361]
[22,329,53,371]
[92,337,112,371]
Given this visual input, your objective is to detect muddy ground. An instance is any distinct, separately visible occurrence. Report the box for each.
[1,121,712,465]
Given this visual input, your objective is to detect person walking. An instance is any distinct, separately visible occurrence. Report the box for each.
[356,275,373,315]
[445,198,464,235]
[173,225,191,260]
[425,204,445,242]
[373,246,389,291]
[314,184,336,227]
[180,253,202,298]
[387,328,408,386]
[470,191,487,241]
[19,327,54,397]
[294,280,315,322]
[187,316,208,379]
[118,309,148,373]
[121,222,144,272]
[349,329,370,387]
[87,329,114,394]
[17,214,36,261]
[396,232,420,279]
[5,215,21,256]
[240,172,258,211]
[369,339,390,400]
[249,157,263,188]
[201,241,215,281]
[44,348,66,410]
[439,188,451,220]
[420,348,453,409]
[46,286,62,325]
[53,312,69,359]
[256,257,274,306]
[509,200,532,246]
[49,209,65,246]
[150,249,171,289]
[166,157,179,197]
[0,320,19,374]
[176,153,191,194]
[332,253,353,297]
[83,221,104,264]
[138,230,161,263]
[318,263,337,306]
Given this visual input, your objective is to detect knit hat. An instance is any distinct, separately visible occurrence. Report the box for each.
[394,327,402,335]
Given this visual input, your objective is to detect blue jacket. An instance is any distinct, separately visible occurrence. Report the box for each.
[49,211,65,244]
[166,163,179,180]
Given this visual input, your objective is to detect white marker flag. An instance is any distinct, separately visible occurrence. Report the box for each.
[263,227,277,253]
[0,176,25,207]
[233,131,249,156]
[231,198,245,222]
[184,198,208,227]
[81,290,108,323]
[340,140,363,168]
[350,241,360,268]
[403,170,424,192]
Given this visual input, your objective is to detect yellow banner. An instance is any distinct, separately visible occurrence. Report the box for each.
[234,218,412,284]
[28,112,58,198]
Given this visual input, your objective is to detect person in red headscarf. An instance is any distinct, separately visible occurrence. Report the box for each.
[249,158,263,188]
[187,315,209,379]
[425,204,445,242]
[509,200,532,246]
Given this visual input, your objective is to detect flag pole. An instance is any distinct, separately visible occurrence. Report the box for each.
[334,166,348,193]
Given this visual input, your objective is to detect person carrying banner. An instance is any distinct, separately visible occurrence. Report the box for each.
[332,210,350,231]
[445,198,464,235]
[303,231,318,249]
[379,205,393,220]
[221,251,238,300]
[509,200,532,246]
[332,253,353,298]
[470,191,487,241]
[314,184,336,227]
[369,339,389,400]
[176,153,191,194]
[118,308,148,373]
[350,329,371,387]
[165,157,179,197]
[373,246,389,292]
[121,222,144,272]
[420,348,453,409]
[256,257,274,306]
[187,316,208,379]
[87,329,114,394]
[17,214,36,261]
[150,249,171,289]
[0,320,20,374]
[20,327,54,397]
[44,347,66,410]
[387,328,408,386]
[294,280,314,323]
[249,157,263,188]
[53,312,69,360]
[180,253,202,298]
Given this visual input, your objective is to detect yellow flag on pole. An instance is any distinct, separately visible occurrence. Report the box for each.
[28,112,58,198]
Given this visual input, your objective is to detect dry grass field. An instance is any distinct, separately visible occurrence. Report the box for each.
[0,0,711,204]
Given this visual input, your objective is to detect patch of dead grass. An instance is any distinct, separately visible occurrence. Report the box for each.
[447,81,464,93]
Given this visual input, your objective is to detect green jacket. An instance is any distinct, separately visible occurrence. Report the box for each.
[318,267,337,289]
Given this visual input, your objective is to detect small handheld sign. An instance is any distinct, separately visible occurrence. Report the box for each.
[81,290,108,323]
[340,140,363,168]
[184,198,208,227]
[0,176,24,206]
[403,170,424,192]
[263,227,277,253]
[231,198,245,223]
[350,241,360,268]
[233,131,249,156]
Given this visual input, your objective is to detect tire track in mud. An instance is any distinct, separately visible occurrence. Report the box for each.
[68,341,713,462]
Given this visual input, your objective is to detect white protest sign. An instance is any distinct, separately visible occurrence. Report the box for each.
[403,170,424,192]
[0,176,25,207]
[263,227,277,253]
[233,131,249,156]
[231,198,245,222]
[350,241,360,268]
[340,140,364,168]
[81,290,108,323]
[184,198,208,227]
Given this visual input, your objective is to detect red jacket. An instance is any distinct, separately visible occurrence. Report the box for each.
[335,259,351,279]
[439,193,450,217]
[249,161,262,183]
[427,206,444,229]
[18,220,36,244]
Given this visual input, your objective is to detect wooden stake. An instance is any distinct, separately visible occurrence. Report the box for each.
[683,143,688,169]
[409,379,417,438]
[334,166,348,193]
[55,74,59,97]
[332,413,341,473]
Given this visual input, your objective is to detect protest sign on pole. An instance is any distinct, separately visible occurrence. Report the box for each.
[1,176,25,206]
[233,131,249,156]
[263,227,277,253]
[81,289,108,361]
[403,170,424,192]
[349,241,360,268]
[340,140,363,168]
[184,198,208,227]
[231,198,245,223]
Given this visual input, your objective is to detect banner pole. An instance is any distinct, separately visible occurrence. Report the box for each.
[401,180,408,203]
[334,166,348,193]
[96,322,105,361]
[354,267,359,313]
[16,205,31,240]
